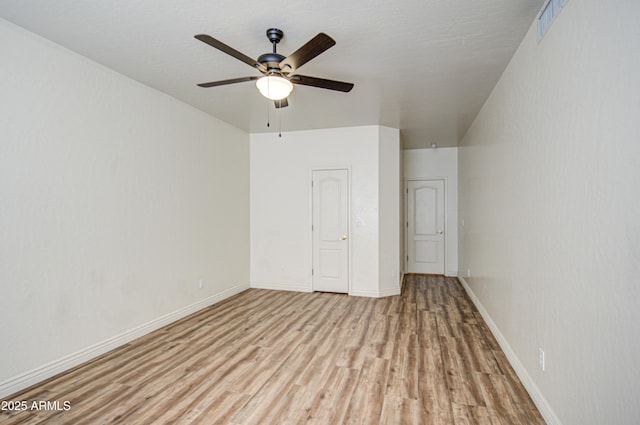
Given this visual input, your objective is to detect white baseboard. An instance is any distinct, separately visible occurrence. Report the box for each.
[458,277,562,425]
[0,283,248,399]
[377,286,402,297]
[349,288,379,297]
[349,286,401,298]
[250,282,399,298]
[250,282,312,293]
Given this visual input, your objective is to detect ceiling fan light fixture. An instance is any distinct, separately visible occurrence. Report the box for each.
[256,76,293,100]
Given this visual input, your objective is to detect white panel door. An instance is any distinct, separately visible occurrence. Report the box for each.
[312,169,349,293]
[407,179,445,274]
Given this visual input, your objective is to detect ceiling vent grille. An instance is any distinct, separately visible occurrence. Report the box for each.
[538,0,568,40]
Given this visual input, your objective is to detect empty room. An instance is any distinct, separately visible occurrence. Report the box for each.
[1,0,638,424]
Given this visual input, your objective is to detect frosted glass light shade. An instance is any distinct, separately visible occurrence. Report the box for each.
[256,76,293,100]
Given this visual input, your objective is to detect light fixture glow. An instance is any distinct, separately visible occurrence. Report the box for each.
[256,76,293,100]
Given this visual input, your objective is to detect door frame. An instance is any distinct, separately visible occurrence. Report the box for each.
[309,166,352,294]
[404,177,448,274]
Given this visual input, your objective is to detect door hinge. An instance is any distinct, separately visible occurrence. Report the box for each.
[407,255,409,261]
[406,221,408,228]
[311,268,314,276]
[406,188,408,194]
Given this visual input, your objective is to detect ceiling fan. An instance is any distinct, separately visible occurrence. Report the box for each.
[195,28,354,108]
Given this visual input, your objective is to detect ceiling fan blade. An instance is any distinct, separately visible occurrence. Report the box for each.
[195,34,266,73]
[279,33,336,73]
[197,76,259,88]
[274,98,289,109]
[290,75,354,92]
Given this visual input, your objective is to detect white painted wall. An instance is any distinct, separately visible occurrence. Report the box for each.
[250,125,400,297]
[378,127,401,295]
[403,148,458,276]
[0,20,249,397]
[458,1,640,424]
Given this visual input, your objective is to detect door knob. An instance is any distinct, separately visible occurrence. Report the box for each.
[437,230,444,234]
[341,235,348,240]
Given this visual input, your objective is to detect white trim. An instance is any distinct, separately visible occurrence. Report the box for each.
[377,287,401,297]
[350,287,401,298]
[458,277,562,425]
[349,288,381,298]
[0,283,248,399]
[250,282,312,292]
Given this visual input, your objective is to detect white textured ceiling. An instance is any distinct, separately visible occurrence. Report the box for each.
[0,0,543,148]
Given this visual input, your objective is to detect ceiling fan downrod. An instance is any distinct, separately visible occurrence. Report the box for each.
[266,28,283,53]
[258,28,286,73]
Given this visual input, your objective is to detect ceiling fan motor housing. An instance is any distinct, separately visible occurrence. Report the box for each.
[258,52,286,73]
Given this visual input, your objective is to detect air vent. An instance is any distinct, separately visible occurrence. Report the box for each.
[538,0,568,40]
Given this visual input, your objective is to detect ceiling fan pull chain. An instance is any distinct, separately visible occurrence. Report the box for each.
[266,97,270,128]
[278,107,282,138]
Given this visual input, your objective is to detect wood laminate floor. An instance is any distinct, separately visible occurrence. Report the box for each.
[1,275,545,424]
